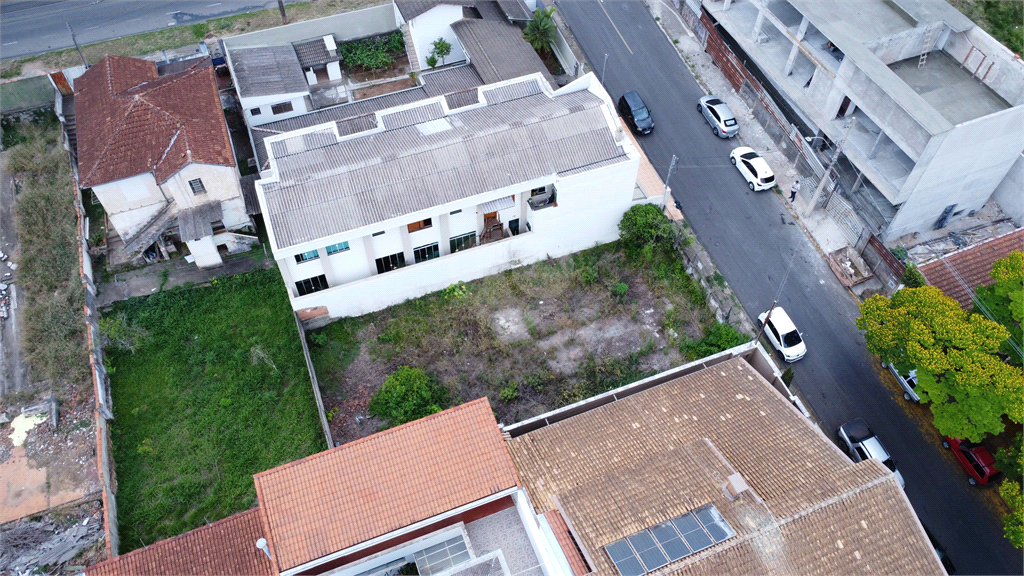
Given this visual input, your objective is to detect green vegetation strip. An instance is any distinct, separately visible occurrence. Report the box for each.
[106,269,326,551]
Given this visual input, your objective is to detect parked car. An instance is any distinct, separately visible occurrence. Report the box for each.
[729,147,775,190]
[698,95,738,138]
[837,418,906,489]
[757,306,806,362]
[922,524,957,575]
[618,91,654,135]
[943,436,1001,486]
[883,362,920,402]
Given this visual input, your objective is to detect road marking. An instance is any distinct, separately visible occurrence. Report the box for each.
[166,10,181,15]
[598,1,633,54]
[84,25,100,31]
[2,42,17,46]
[207,2,222,5]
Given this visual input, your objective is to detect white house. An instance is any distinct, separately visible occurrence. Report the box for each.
[224,45,313,127]
[256,73,651,320]
[76,56,255,268]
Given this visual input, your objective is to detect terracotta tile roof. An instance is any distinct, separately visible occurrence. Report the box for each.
[85,509,274,576]
[920,229,1024,309]
[506,357,944,576]
[76,55,235,188]
[544,509,591,576]
[254,398,518,572]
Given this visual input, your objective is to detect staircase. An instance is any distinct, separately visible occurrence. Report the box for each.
[402,23,420,73]
[121,202,177,257]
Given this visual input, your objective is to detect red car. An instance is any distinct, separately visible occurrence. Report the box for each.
[943,436,1001,486]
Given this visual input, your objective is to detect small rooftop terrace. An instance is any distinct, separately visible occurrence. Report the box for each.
[889,50,1012,126]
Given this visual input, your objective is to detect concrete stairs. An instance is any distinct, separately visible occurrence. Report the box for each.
[402,23,420,73]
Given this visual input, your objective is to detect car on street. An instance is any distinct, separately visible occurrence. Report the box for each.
[883,362,920,402]
[922,524,957,574]
[618,91,654,135]
[729,147,775,190]
[698,95,738,138]
[943,436,1001,486]
[758,306,806,362]
[837,418,906,489]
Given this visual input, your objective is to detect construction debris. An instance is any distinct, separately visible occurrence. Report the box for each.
[0,504,104,575]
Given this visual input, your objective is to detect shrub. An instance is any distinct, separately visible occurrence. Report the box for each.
[901,263,926,288]
[308,331,328,347]
[499,381,519,403]
[99,313,150,354]
[612,282,629,303]
[426,53,438,69]
[618,204,675,261]
[523,7,556,54]
[430,37,452,65]
[680,322,749,360]
[368,366,450,428]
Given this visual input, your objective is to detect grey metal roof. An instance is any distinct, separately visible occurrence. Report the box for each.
[260,85,626,249]
[395,0,473,20]
[381,102,446,130]
[451,18,557,88]
[177,203,224,242]
[421,65,484,97]
[445,90,481,109]
[240,174,262,215]
[230,46,307,98]
[292,37,342,69]
[496,0,532,20]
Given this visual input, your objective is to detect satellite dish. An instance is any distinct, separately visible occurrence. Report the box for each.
[256,538,272,560]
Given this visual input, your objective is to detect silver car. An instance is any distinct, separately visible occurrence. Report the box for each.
[838,418,906,489]
[698,95,738,138]
[883,362,920,403]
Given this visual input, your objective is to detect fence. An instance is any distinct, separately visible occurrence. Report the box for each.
[0,76,54,114]
[292,312,335,449]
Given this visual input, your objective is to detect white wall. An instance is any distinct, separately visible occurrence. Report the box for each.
[992,153,1024,226]
[223,4,397,50]
[163,164,243,210]
[186,236,222,268]
[241,93,310,126]
[93,173,168,239]
[409,5,467,70]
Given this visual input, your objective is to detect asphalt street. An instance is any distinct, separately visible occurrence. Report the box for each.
[556,1,1022,573]
[0,0,300,60]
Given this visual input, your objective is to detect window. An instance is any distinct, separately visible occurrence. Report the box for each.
[372,231,385,237]
[413,242,439,263]
[450,209,462,215]
[271,102,294,115]
[211,220,226,233]
[188,178,206,195]
[450,232,476,253]
[325,241,350,255]
[375,252,406,274]
[530,186,547,197]
[294,249,319,263]
[250,108,262,116]
[709,108,721,122]
[407,218,433,233]
[295,274,328,296]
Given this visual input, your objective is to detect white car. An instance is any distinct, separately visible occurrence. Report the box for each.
[758,306,806,362]
[730,147,776,191]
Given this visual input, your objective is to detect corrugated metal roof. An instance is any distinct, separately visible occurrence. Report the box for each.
[177,203,223,242]
[239,174,262,215]
[496,0,532,20]
[421,64,484,96]
[380,101,446,130]
[446,90,481,109]
[483,78,542,104]
[452,18,556,88]
[260,86,625,249]
[292,37,342,68]
[230,46,307,98]
[479,195,515,212]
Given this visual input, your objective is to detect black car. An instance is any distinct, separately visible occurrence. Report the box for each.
[618,91,653,135]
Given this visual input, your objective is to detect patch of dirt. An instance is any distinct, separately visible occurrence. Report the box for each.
[345,53,412,84]
[323,336,388,446]
[492,308,530,342]
[352,76,417,100]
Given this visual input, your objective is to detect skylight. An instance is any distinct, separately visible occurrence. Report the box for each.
[605,504,736,575]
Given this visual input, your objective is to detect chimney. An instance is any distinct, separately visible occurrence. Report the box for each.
[323,34,338,56]
[723,472,749,500]
[256,538,272,560]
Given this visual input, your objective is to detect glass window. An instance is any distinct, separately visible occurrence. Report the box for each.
[294,249,319,263]
[375,252,406,274]
[724,118,737,127]
[768,321,780,343]
[450,209,462,215]
[271,102,294,114]
[742,160,755,176]
[372,231,385,237]
[605,540,645,576]
[694,504,736,543]
[650,521,690,561]
[295,274,328,296]
[408,218,433,233]
[325,241,350,255]
[250,108,262,116]
[627,531,668,571]
[414,243,439,264]
[709,108,720,122]
[188,178,206,195]
[782,330,802,347]
[672,513,713,553]
[450,232,476,253]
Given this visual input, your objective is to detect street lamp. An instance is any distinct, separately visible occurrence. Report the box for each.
[601,53,609,85]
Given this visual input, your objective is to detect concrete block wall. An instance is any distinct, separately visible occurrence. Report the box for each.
[222,4,397,50]
[865,22,945,65]
[992,154,1024,225]
[943,29,1024,106]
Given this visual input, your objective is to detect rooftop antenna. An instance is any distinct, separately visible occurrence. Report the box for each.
[256,538,272,560]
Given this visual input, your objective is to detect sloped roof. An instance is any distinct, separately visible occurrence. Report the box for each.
[452,18,557,88]
[506,356,944,576]
[85,509,273,576]
[230,45,308,98]
[253,398,518,572]
[395,0,474,20]
[76,56,234,188]
[293,37,342,69]
[177,202,223,242]
[259,79,625,249]
[920,229,1024,309]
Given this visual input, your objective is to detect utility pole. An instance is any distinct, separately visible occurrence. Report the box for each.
[663,154,678,208]
[67,23,88,68]
[278,0,288,23]
[601,53,609,85]
[801,120,854,217]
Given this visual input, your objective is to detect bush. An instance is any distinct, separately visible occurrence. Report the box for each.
[499,381,519,403]
[901,263,926,288]
[430,37,452,65]
[368,366,450,428]
[680,322,749,360]
[618,204,675,261]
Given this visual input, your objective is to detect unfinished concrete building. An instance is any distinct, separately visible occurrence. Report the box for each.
[703,0,1024,241]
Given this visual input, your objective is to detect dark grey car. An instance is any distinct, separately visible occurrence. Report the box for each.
[698,95,738,138]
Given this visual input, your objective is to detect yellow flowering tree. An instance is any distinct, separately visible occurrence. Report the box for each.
[857,286,1022,440]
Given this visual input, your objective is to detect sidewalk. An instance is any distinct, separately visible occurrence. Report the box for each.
[95,251,275,308]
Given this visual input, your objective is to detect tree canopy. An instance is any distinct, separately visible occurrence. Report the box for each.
[857,286,1022,440]
[973,250,1023,366]
[523,7,557,54]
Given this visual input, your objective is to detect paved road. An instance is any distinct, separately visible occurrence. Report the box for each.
[0,151,28,399]
[557,1,1021,574]
[0,0,297,60]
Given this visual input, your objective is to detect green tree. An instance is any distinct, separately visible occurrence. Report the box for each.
[618,204,675,261]
[973,251,1023,366]
[430,37,452,65]
[523,7,557,54]
[1001,477,1023,549]
[901,262,926,288]
[857,286,1022,440]
[368,366,450,428]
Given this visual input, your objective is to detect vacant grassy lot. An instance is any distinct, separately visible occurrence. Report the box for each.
[311,238,748,444]
[106,269,326,552]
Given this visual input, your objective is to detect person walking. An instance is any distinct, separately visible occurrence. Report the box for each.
[789,179,800,202]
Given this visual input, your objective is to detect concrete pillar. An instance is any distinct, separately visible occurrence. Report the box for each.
[400,224,414,265]
[784,44,800,76]
[723,0,732,10]
[869,130,888,159]
[439,212,452,256]
[752,9,765,42]
[518,193,529,232]
[317,247,338,287]
[277,257,297,296]
[364,234,379,275]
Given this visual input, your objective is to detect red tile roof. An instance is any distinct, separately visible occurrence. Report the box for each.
[76,55,234,188]
[253,398,518,572]
[85,509,275,576]
[543,509,591,576]
[920,229,1024,309]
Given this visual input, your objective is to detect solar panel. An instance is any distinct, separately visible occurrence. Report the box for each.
[671,512,714,553]
[605,504,736,576]
[650,521,691,561]
[695,504,737,543]
[606,539,645,576]
[627,531,669,571]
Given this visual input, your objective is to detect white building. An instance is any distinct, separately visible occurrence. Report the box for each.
[76,56,255,268]
[225,45,314,127]
[256,73,652,320]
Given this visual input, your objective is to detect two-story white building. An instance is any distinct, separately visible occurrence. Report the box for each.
[256,73,651,320]
[76,56,255,268]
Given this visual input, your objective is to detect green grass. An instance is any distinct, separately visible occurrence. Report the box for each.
[106,269,326,551]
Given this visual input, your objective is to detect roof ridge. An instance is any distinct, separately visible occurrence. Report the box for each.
[254,398,492,480]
